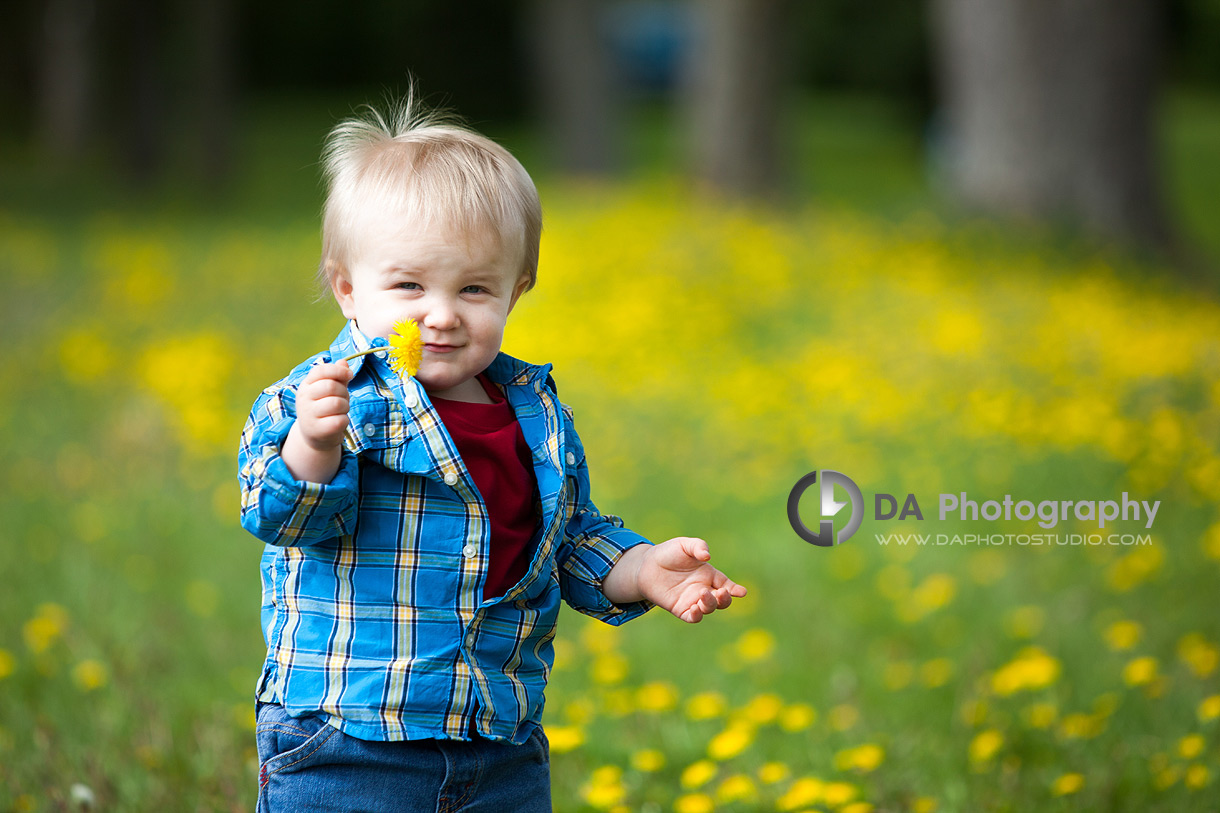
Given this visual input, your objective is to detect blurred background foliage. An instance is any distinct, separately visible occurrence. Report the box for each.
[3,1,1220,811]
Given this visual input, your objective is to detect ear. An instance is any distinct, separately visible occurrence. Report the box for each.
[330,266,358,320]
[506,274,532,315]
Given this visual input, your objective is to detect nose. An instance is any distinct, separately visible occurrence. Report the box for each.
[422,297,459,331]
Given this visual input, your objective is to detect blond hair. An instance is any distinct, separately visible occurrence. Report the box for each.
[318,91,542,294]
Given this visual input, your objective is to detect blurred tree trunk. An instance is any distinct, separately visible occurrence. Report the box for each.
[114,0,166,185]
[930,0,1174,248]
[684,0,787,201]
[528,0,620,176]
[37,0,94,159]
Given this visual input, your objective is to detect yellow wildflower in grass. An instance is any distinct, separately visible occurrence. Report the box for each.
[580,621,617,654]
[686,691,728,721]
[912,797,939,813]
[590,652,629,685]
[1057,712,1105,739]
[1105,545,1164,592]
[1199,694,1220,722]
[757,762,790,785]
[990,647,1061,695]
[708,721,755,761]
[544,725,585,754]
[1103,620,1142,651]
[740,692,784,725]
[840,803,874,813]
[0,649,14,680]
[1122,656,1159,687]
[821,781,858,805]
[1153,764,1181,790]
[1185,764,1211,790]
[716,773,758,804]
[777,777,823,811]
[563,697,595,725]
[581,765,625,809]
[920,657,954,688]
[829,704,859,731]
[1051,773,1084,796]
[779,702,817,732]
[911,573,957,615]
[629,749,664,772]
[1023,702,1057,729]
[1177,734,1205,759]
[680,759,718,790]
[674,793,715,813]
[601,687,635,717]
[969,729,1004,766]
[734,628,776,662]
[833,744,885,773]
[1203,522,1220,561]
[634,681,679,713]
[340,318,423,379]
[1177,633,1219,678]
[22,603,69,654]
[71,659,108,691]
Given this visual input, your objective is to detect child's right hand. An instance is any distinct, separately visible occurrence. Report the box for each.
[295,361,355,450]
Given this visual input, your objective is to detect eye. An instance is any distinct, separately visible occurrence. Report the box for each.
[461,285,486,294]
[395,282,421,291]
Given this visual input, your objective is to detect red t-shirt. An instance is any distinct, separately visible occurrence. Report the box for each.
[431,374,540,600]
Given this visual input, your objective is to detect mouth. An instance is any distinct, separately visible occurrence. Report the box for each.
[423,342,460,354]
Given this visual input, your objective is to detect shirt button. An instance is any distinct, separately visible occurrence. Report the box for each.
[363,423,376,437]
[565,451,576,466]
[462,544,478,558]
[404,393,419,409]
[444,472,458,486]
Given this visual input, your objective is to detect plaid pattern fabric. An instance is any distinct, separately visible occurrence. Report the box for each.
[239,322,653,744]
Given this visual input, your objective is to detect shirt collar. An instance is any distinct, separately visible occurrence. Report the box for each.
[326,320,554,389]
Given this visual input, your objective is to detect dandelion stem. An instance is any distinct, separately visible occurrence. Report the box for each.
[340,348,387,364]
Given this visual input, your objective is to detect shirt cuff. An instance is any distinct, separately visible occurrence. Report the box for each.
[561,528,654,625]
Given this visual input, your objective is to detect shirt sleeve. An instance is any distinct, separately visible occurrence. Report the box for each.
[238,376,360,547]
[553,404,654,624]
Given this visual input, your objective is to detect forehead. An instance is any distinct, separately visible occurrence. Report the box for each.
[352,204,520,270]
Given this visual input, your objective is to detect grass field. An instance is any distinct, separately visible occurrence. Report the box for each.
[1,92,1219,812]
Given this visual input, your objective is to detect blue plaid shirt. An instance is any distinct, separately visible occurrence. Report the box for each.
[239,322,653,744]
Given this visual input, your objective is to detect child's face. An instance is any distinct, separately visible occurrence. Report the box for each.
[333,212,530,402]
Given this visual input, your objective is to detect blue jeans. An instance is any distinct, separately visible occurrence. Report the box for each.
[255,703,552,813]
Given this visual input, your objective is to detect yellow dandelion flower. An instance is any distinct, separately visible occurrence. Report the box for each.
[1122,656,1158,687]
[912,797,939,813]
[1103,620,1142,651]
[920,657,954,688]
[680,759,718,790]
[758,762,790,785]
[590,651,629,685]
[990,647,1060,695]
[0,648,15,680]
[1178,633,1219,678]
[779,703,817,731]
[1178,734,1205,759]
[1024,701,1057,729]
[71,659,108,691]
[833,743,885,773]
[1058,712,1105,739]
[635,681,679,713]
[735,628,776,662]
[969,729,1003,765]
[686,691,728,721]
[1198,694,1220,722]
[740,692,784,724]
[1185,763,1211,789]
[777,777,823,811]
[822,781,858,805]
[884,660,914,690]
[23,604,69,654]
[341,318,422,379]
[1153,765,1181,790]
[708,722,754,760]
[388,319,423,378]
[841,803,875,813]
[629,749,665,772]
[1051,772,1084,796]
[674,793,714,813]
[563,697,595,725]
[716,774,757,804]
[544,725,585,753]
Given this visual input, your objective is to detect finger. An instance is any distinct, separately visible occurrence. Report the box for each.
[682,537,711,561]
[306,361,353,385]
[307,395,351,418]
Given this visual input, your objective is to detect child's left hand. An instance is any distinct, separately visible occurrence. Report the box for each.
[605,537,748,623]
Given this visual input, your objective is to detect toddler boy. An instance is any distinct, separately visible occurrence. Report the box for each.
[238,96,746,812]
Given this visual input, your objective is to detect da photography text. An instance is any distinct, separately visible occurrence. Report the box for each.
[788,469,1162,547]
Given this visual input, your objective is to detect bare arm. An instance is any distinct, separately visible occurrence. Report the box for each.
[279,361,353,484]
